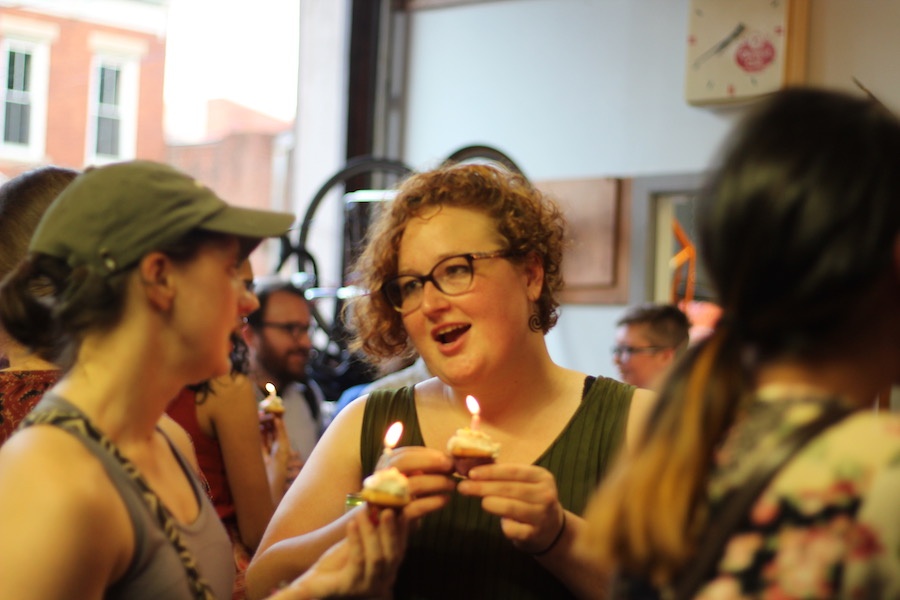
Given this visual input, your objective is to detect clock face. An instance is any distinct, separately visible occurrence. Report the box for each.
[685,0,791,105]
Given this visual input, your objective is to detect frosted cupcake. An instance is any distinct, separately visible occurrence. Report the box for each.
[259,383,285,415]
[447,427,501,477]
[258,383,285,449]
[360,467,411,519]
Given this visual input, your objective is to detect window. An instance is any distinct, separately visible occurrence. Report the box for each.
[86,32,146,164]
[95,64,122,156]
[0,18,54,162]
[4,48,32,145]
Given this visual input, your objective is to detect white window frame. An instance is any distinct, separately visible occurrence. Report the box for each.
[0,16,56,162]
[86,32,146,165]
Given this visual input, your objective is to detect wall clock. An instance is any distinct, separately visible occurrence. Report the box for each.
[685,0,809,106]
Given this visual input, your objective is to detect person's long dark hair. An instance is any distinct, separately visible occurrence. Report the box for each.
[585,88,900,584]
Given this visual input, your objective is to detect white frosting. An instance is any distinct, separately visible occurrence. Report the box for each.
[446,427,500,457]
[363,467,409,495]
[260,393,284,413]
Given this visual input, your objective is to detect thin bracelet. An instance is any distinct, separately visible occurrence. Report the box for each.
[529,511,567,557]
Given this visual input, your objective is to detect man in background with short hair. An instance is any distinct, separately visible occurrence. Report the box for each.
[244,280,325,465]
[612,303,689,391]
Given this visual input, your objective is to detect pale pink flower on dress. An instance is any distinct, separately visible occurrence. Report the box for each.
[751,495,780,526]
[770,526,842,597]
[720,533,765,571]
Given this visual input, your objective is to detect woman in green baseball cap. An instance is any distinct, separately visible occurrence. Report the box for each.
[0,160,407,600]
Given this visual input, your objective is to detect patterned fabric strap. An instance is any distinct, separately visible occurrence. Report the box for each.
[670,399,855,600]
[21,409,215,600]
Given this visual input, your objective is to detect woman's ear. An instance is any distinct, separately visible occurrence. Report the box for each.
[522,252,545,302]
[138,251,176,311]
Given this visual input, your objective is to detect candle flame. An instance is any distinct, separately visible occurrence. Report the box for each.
[265,382,276,396]
[384,421,403,449]
[465,395,480,416]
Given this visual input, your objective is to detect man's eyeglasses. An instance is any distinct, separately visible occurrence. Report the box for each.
[382,250,512,313]
[261,321,312,338]
[611,345,668,359]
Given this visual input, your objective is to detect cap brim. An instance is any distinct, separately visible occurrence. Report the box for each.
[199,206,295,259]
[202,205,295,239]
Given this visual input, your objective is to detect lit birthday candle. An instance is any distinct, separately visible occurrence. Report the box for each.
[466,395,480,429]
[383,421,404,458]
[260,383,284,415]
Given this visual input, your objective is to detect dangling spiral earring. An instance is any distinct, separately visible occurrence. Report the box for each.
[528,311,541,332]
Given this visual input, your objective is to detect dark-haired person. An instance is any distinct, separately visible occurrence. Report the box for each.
[586,88,900,598]
[0,161,406,600]
[244,280,324,468]
[612,303,689,391]
[0,166,78,445]
[246,163,655,599]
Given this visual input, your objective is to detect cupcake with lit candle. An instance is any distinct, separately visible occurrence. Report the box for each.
[360,467,411,520]
[447,396,500,477]
[259,382,285,415]
[259,383,284,449]
[447,427,500,477]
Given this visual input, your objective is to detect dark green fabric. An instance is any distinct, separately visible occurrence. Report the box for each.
[361,376,635,599]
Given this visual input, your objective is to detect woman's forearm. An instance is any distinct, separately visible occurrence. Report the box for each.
[533,512,610,600]
[245,510,356,600]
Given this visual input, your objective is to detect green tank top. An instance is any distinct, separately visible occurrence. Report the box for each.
[361,375,634,599]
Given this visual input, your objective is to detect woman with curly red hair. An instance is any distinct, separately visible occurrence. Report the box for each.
[248,162,654,599]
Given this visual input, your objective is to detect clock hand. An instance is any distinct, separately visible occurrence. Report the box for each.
[692,22,746,68]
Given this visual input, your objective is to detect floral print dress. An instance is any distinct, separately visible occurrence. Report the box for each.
[0,369,59,446]
[694,394,900,599]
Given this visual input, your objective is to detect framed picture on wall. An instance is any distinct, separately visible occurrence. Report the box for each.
[534,177,630,305]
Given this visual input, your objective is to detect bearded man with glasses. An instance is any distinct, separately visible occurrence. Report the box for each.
[244,280,325,470]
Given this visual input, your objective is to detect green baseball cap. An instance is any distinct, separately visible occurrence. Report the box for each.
[30,160,295,273]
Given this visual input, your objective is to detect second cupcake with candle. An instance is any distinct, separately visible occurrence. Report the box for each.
[447,395,501,477]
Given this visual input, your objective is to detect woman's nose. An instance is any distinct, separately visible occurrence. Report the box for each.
[420,280,449,315]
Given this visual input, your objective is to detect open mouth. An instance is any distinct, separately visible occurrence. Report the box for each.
[433,324,470,345]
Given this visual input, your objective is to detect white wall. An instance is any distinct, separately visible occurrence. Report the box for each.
[401,0,900,376]
[403,0,740,180]
[292,0,351,289]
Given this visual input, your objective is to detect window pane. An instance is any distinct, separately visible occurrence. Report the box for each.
[99,66,120,106]
[7,51,30,92]
[4,50,32,145]
[96,115,119,156]
[4,102,29,144]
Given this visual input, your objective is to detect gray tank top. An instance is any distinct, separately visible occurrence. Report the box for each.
[33,394,234,599]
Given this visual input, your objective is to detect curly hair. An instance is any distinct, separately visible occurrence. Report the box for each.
[346,162,567,366]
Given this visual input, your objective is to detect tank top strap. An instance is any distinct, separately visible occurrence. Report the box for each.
[360,386,420,477]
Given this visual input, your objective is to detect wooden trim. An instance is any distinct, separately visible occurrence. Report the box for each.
[785,0,810,85]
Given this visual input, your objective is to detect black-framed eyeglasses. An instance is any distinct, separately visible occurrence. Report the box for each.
[611,345,668,359]
[260,321,312,338]
[382,250,512,313]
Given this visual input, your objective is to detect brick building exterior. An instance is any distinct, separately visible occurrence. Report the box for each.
[0,0,168,180]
